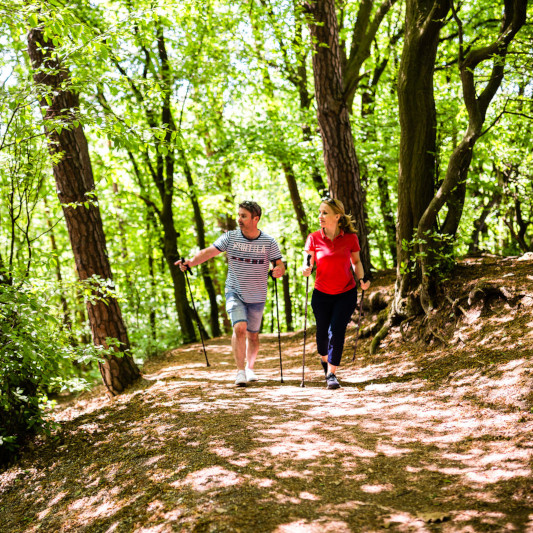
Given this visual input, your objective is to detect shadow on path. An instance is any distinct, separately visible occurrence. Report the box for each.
[1,333,532,532]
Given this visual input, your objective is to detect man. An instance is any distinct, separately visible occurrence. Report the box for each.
[177,201,285,386]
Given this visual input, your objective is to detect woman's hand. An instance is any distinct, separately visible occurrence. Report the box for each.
[302,266,313,277]
[359,279,371,291]
[302,251,313,277]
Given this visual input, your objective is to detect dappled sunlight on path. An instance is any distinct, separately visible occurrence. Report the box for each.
[1,328,532,532]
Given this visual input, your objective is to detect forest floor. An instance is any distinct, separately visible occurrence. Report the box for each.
[1,255,533,533]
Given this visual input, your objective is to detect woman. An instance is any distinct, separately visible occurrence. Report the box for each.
[302,198,371,389]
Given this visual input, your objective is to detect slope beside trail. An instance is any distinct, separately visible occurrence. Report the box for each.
[1,256,533,533]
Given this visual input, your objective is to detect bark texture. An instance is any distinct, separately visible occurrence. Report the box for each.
[394,0,450,318]
[28,28,140,395]
[281,162,309,242]
[305,0,371,274]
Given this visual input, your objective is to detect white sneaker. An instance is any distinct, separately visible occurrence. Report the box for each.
[245,366,258,382]
[235,370,247,387]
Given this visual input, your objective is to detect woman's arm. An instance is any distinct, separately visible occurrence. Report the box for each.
[351,251,371,290]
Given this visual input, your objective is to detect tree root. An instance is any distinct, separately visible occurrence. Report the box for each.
[399,315,417,341]
[361,307,388,339]
[370,316,391,355]
[468,281,514,306]
[427,325,449,346]
[366,269,524,354]
[445,294,467,316]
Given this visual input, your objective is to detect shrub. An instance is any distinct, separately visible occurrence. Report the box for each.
[0,279,100,466]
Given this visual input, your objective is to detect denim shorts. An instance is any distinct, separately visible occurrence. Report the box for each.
[225,291,265,333]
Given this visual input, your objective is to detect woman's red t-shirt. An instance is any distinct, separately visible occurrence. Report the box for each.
[305,229,360,295]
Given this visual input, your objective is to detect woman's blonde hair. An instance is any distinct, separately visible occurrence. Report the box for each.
[321,197,357,234]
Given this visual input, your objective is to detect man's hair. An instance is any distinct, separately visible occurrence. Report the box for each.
[239,201,262,220]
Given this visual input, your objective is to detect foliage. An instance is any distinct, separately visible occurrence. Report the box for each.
[401,230,455,282]
[0,278,104,465]
[0,0,531,452]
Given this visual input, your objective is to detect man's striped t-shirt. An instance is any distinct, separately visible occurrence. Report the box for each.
[213,230,282,303]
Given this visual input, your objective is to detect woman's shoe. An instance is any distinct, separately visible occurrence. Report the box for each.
[326,372,340,389]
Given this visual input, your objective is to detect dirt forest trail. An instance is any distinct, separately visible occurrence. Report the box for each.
[2,256,533,532]
[1,327,532,533]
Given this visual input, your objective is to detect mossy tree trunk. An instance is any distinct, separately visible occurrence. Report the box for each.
[393,0,451,321]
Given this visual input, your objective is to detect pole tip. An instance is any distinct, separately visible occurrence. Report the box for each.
[300,382,305,387]
[206,362,211,367]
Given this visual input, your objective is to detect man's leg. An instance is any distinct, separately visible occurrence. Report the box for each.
[246,331,259,369]
[232,321,248,370]
[226,292,249,386]
[243,301,265,381]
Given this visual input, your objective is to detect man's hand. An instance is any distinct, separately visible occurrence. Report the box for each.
[175,258,191,272]
[271,265,283,278]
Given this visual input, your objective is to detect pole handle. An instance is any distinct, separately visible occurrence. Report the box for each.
[178,258,191,272]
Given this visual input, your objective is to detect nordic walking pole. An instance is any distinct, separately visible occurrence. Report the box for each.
[351,288,365,363]
[179,259,210,367]
[301,254,311,388]
[270,262,283,383]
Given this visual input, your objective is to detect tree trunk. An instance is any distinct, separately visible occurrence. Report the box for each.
[156,27,197,344]
[293,10,327,197]
[0,251,7,284]
[394,0,450,318]
[305,0,371,275]
[179,148,221,337]
[27,28,140,395]
[416,0,527,304]
[163,217,197,344]
[97,88,196,343]
[361,56,398,267]
[44,198,71,330]
[148,243,157,341]
[211,271,232,334]
[342,0,400,112]
[281,161,309,243]
[282,271,293,332]
[376,173,397,265]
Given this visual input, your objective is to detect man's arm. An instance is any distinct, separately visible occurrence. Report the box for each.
[176,245,222,270]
